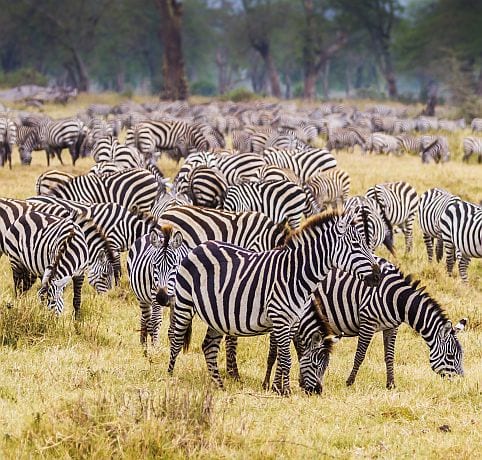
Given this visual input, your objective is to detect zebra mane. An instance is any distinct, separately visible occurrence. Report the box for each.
[45,227,76,285]
[75,211,118,270]
[402,273,449,323]
[159,224,173,249]
[128,207,160,229]
[285,210,340,245]
[311,291,335,338]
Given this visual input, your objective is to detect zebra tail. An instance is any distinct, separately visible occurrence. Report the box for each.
[182,321,192,353]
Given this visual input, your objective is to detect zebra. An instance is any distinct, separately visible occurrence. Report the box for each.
[151,191,192,217]
[470,118,482,132]
[19,118,85,165]
[168,210,381,395]
[462,137,482,163]
[223,180,307,230]
[127,120,209,161]
[396,134,422,155]
[128,226,188,347]
[91,136,144,168]
[296,258,466,389]
[420,135,450,164]
[0,117,17,168]
[255,164,300,184]
[344,196,395,255]
[4,211,89,316]
[178,165,228,209]
[17,125,45,165]
[262,148,337,181]
[418,188,455,262]
[440,197,482,283]
[366,133,401,156]
[35,170,75,195]
[46,169,159,213]
[305,168,351,212]
[26,196,161,280]
[325,127,366,153]
[366,181,418,253]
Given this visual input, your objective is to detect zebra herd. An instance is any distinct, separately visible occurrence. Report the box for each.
[0,98,478,396]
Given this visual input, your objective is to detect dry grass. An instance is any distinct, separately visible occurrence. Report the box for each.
[0,97,480,459]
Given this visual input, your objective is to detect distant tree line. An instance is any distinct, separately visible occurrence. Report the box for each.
[0,0,481,106]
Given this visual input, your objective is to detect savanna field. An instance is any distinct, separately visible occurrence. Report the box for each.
[0,95,481,459]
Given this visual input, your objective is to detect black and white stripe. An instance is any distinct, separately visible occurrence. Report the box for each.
[439,197,482,283]
[462,137,482,163]
[168,211,381,394]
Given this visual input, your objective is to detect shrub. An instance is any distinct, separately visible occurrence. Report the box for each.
[190,80,217,97]
[0,68,48,88]
[219,87,258,102]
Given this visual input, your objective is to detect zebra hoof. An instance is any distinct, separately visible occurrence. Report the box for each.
[346,378,355,387]
[386,382,396,390]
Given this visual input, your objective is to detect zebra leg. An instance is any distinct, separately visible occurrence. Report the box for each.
[271,325,292,396]
[72,275,84,320]
[225,335,240,380]
[149,300,163,347]
[435,238,444,262]
[167,302,195,376]
[202,327,224,388]
[139,300,151,347]
[444,241,456,276]
[262,333,277,390]
[383,328,398,389]
[403,217,416,253]
[346,323,377,386]
[113,252,122,285]
[422,233,434,262]
[458,256,471,283]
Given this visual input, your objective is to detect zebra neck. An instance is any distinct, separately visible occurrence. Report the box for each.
[403,292,446,345]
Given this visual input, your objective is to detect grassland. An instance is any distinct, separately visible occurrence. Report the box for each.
[0,97,480,459]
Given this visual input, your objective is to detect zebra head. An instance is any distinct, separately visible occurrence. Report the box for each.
[299,333,342,395]
[38,267,70,315]
[333,209,381,287]
[88,249,116,294]
[430,319,466,377]
[149,227,188,307]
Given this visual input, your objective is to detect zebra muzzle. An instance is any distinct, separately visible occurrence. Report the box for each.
[156,287,170,306]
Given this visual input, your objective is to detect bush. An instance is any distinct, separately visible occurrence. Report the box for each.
[219,87,258,102]
[355,87,387,100]
[190,80,217,97]
[0,68,48,88]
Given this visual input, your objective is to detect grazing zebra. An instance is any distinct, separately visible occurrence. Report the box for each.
[255,164,300,184]
[151,191,192,217]
[418,188,455,262]
[440,197,482,283]
[17,126,45,165]
[20,118,85,165]
[296,259,466,389]
[366,181,418,252]
[127,120,209,161]
[4,211,89,316]
[366,132,401,155]
[168,211,381,395]
[26,196,160,280]
[326,127,366,153]
[128,226,188,347]
[0,117,17,168]
[215,152,266,184]
[305,168,351,212]
[470,118,482,132]
[462,137,482,163]
[263,148,336,181]
[223,180,307,230]
[396,134,422,155]
[420,135,450,164]
[46,169,159,213]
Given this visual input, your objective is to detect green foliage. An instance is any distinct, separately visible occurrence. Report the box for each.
[0,68,48,88]
[219,87,258,102]
[190,80,217,97]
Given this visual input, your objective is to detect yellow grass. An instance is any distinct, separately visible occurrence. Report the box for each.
[0,98,480,459]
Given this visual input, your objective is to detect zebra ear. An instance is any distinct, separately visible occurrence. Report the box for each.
[41,267,53,287]
[311,331,323,349]
[440,321,453,339]
[453,318,467,333]
[149,229,163,248]
[170,231,183,250]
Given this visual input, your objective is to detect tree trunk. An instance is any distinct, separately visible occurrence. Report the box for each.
[321,59,331,99]
[380,45,398,98]
[422,80,438,116]
[284,72,292,99]
[71,47,90,92]
[155,0,188,100]
[264,53,282,98]
[216,47,229,94]
[345,64,352,97]
[303,71,317,99]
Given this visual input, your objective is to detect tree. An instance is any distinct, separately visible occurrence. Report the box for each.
[301,0,347,99]
[336,0,401,98]
[154,0,189,100]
